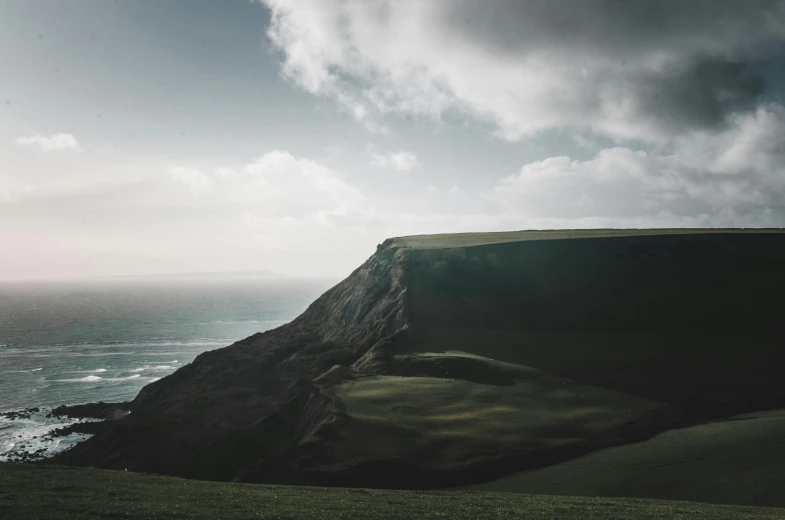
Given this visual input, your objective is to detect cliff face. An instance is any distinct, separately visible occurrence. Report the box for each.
[54,230,785,487]
[401,233,785,408]
[55,241,410,480]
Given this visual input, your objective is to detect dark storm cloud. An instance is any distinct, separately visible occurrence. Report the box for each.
[444,1,784,57]
[262,0,785,140]
[633,60,765,131]
[441,0,783,133]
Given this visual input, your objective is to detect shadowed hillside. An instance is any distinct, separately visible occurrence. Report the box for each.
[51,230,785,503]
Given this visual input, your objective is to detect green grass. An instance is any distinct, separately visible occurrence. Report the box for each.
[329,365,661,470]
[394,228,785,249]
[472,411,785,508]
[2,462,784,519]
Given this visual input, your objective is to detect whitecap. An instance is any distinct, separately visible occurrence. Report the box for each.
[87,369,107,373]
[105,374,141,381]
[55,375,103,383]
[148,377,161,383]
[131,365,175,373]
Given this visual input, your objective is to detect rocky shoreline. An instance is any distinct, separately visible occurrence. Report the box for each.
[1,402,131,463]
[0,408,40,421]
[51,401,132,421]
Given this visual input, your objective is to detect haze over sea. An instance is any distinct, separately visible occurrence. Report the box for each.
[0,277,336,461]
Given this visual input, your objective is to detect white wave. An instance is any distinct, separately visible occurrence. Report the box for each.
[57,375,103,382]
[65,352,137,357]
[130,365,176,373]
[87,369,107,373]
[148,377,161,383]
[134,341,226,348]
[0,410,96,462]
[105,374,141,381]
[31,368,43,372]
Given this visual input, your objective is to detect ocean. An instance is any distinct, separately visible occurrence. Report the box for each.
[0,277,336,461]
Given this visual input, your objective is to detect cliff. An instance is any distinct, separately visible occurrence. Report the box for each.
[53,229,785,488]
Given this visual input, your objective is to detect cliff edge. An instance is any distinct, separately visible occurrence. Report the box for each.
[53,229,785,489]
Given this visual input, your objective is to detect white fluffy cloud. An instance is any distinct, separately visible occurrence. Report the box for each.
[367,146,417,171]
[0,149,386,278]
[260,0,785,141]
[168,166,211,194]
[15,133,82,152]
[244,150,372,225]
[164,151,373,228]
[487,104,785,227]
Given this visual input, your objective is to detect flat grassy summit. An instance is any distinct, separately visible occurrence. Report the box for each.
[394,227,785,249]
[50,229,785,506]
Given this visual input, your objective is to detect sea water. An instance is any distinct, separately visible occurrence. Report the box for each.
[0,277,336,461]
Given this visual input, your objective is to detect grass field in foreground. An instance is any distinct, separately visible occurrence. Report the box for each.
[394,228,785,249]
[472,411,785,508]
[1,462,784,520]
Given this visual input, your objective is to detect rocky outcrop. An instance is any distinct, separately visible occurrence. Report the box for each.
[52,230,785,486]
[51,402,131,420]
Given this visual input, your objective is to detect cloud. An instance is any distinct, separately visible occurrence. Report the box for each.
[260,0,785,141]
[245,150,371,223]
[485,104,785,227]
[168,166,211,194]
[1,148,386,278]
[15,133,82,152]
[367,145,417,171]
[163,151,379,232]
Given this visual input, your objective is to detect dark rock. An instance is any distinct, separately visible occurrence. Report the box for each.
[0,407,40,420]
[51,401,131,420]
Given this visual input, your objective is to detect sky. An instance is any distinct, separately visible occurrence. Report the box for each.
[2,0,785,279]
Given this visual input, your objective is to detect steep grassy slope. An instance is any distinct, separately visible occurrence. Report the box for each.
[238,360,664,487]
[325,371,658,475]
[3,462,785,520]
[473,411,785,508]
[51,229,785,495]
